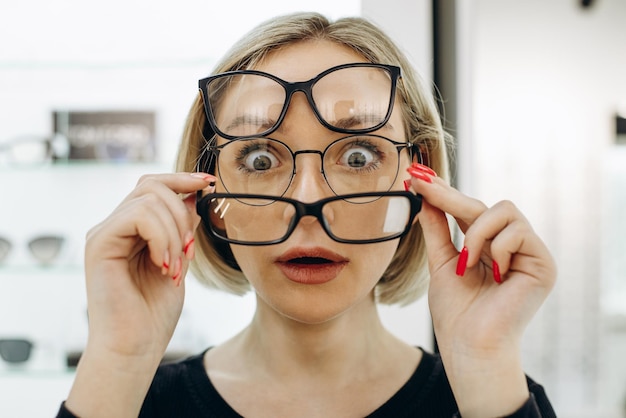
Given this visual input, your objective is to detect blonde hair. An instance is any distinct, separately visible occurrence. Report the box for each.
[176,12,450,305]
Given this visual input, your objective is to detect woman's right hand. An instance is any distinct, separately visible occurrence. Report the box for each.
[64,172,214,418]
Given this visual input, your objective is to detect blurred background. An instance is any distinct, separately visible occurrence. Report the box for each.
[0,0,624,416]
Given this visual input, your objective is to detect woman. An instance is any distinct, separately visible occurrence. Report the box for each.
[57,12,557,417]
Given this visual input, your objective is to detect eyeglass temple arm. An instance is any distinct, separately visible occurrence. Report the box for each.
[410,143,428,166]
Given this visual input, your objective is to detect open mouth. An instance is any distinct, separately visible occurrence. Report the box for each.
[276,248,348,284]
[287,257,333,265]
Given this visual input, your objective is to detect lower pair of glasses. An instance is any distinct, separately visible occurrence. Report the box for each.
[0,235,65,265]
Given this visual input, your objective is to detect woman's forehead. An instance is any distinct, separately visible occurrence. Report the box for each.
[253,39,369,81]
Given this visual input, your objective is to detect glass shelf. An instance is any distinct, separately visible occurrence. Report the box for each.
[0,160,172,173]
[0,264,84,276]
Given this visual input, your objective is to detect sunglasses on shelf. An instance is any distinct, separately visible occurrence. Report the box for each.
[0,339,33,364]
[0,134,69,167]
[0,235,66,265]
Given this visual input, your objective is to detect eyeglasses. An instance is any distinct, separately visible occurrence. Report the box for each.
[196,191,422,245]
[0,134,69,167]
[0,339,33,364]
[198,134,418,198]
[0,235,66,265]
[199,63,401,140]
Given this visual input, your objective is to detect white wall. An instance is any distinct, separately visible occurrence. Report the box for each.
[0,1,438,416]
[459,1,626,416]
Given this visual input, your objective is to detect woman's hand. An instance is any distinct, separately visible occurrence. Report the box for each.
[406,163,556,417]
[65,172,214,418]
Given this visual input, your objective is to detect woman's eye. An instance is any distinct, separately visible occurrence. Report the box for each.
[243,150,279,171]
[340,146,376,169]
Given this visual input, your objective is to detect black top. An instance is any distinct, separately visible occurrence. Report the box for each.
[57,348,556,417]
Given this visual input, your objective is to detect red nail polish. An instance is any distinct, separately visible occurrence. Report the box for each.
[172,257,182,283]
[406,167,433,183]
[183,237,195,259]
[404,179,411,191]
[456,247,469,276]
[493,260,502,284]
[162,251,170,276]
[410,162,437,177]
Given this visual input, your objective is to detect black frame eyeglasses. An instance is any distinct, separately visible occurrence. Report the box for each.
[196,191,422,246]
[198,63,402,140]
[197,134,421,198]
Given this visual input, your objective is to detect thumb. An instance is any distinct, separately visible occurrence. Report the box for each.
[418,199,459,272]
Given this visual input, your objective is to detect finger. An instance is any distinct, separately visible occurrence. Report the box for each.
[406,171,488,233]
[488,219,528,277]
[417,199,458,272]
[115,195,187,278]
[124,172,215,204]
[95,180,198,279]
[134,180,197,253]
[134,175,216,259]
[478,202,556,286]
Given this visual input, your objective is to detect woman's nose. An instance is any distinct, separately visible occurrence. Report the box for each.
[286,152,331,204]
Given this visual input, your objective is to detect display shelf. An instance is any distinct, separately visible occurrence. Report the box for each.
[0,264,84,275]
[0,159,172,172]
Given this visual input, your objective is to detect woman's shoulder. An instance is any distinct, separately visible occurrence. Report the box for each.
[366,347,458,417]
[140,349,243,418]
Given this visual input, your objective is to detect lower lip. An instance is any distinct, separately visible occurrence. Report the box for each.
[276,261,347,285]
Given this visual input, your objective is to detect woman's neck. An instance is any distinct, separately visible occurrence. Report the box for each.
[217,293,403,383]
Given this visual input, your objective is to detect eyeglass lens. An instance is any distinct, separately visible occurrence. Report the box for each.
[0,339,33,363]
[213,135,404,197]
[0,237,10,263]
[202,193,415,245]
[28,236,65,264]
[203,64,396,138]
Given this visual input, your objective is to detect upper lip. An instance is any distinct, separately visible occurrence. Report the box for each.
[275,247,349,264]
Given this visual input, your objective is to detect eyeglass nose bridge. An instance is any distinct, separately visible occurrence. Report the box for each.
[292,149,324,172]
[290,198,332,231]
[280,79,328,129]
[290,149,333,193]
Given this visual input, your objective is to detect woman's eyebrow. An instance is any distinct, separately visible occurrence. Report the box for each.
[333,114,395,131]
[224,114,277,133]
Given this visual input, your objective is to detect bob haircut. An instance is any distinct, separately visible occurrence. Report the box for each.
[176,12,451,305]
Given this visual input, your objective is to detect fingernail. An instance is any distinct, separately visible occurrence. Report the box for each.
[191,172,213,181]
[456,247,469,276]
[404,179,411,191]
[172,257,182,283]
[183,233,195,260]
[406,167,433,183]
[410,162,437,177]
[493,260,502,284]
[162,251,170,276]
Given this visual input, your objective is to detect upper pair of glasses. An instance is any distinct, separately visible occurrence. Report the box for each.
[198,63,401,140]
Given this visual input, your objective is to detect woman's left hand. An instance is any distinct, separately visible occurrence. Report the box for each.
[406,164,557,417]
